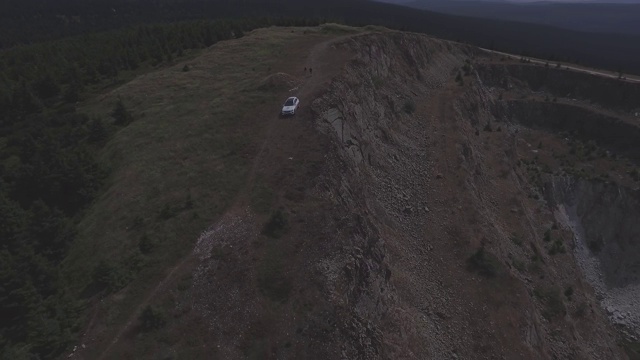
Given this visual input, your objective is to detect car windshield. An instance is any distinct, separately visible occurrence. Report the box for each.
[284,98,295,106]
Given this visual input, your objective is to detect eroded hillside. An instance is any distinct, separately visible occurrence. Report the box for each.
[70,25,640,359]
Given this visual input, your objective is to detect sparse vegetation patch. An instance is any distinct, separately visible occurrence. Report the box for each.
[510,233,523,246]
[548,238,566,255]
[139,305,167,332]
[534,286,566,320]
[111,98,134,126]
[455,71,464,85]
[467,246,501,278]
[403,98,416,114]
[262,209,289,239]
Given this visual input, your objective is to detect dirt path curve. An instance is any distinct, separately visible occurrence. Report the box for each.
[235,32,353,207]
[94,251,197,360]
[89,32,355,360]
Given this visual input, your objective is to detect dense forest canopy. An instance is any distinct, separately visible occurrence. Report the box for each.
[400,0,640,35]
[1,0,640,74]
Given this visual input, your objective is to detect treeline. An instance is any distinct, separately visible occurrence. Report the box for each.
[0,17,320,110]
[0,16,320,360]
[0,0,332,48]
[0,112,106,359]
[2,0,639,75]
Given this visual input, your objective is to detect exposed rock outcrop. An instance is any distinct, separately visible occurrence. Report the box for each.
[549,177,640,340]
[308,31,627,359]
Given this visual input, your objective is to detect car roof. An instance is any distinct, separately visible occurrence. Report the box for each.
[286,97,298,101]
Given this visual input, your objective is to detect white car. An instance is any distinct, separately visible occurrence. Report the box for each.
[281,97,300,116]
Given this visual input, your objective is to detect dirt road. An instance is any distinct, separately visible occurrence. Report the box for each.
[480,48,640,83]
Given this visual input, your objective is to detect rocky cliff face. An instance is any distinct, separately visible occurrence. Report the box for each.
[306,31,632,359]
[548,177,640,341]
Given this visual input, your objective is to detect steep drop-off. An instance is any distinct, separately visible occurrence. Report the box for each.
[305,31,633,358]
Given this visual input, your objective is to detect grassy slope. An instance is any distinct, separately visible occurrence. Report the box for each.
[60,26,335,357]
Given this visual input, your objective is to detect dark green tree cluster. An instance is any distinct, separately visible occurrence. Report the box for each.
[0,111,106,358]
[2,0,639,74]
[0,1,323,49]
[138,305,166,332]
[0,17,320,109]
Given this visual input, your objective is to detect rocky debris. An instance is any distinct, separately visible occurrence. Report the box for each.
[603,287,640,341]
[176,209,264,358]
[551,178,640,341]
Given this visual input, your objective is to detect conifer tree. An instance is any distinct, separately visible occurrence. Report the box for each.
[111,98,133,126]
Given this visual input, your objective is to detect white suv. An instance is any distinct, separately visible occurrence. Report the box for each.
[281,97,300,116]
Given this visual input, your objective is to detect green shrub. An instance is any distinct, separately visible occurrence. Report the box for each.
[158,203,179,220]
[403,99,416,114]
[588,237,604,253]
[564,286,574,300]
[184,192,194,209]
[534,286,566,320]
[467,246,501,278]
[510,233,523,246]
[262,209,288,238]
[462,62,472,76]
[177,274,193,292]
[455,71,464,85]
[92,259,131,292]
[512,258,526,272]
[111,98,133,126]
[88,117,108,143]
[575,301,588,317]
[530,243,544,264]
[548,239,566,255]
[139,305,166,332]
[372,76,384,89]
[139,234,155,254]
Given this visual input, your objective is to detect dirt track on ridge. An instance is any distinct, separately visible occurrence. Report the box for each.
[84,30,357,360]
